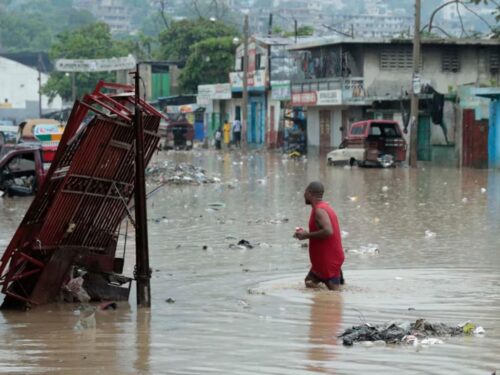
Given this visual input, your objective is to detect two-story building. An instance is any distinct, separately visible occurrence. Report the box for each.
[287,37,500,164]
[229,36,292,147]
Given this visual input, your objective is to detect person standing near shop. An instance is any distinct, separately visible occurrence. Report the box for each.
[232,118,242,148]
[223,119,231,148]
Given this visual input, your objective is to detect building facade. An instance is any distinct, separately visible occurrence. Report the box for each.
[286,38,500,165]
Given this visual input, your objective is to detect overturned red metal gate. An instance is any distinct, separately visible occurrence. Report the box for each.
[0,81,162,309]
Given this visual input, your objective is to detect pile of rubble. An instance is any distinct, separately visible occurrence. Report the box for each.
[146,161,221,185]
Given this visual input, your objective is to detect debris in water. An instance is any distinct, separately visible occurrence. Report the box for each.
[339,319,470,346]
[146,161,220,185]
[348,196,358,202]
[238,300,251,309]
[99,302,117,310]
[347,244,379,255]
[424,230,436,239]
[237,239,253,249]
[74,306,96,330]
[381,186,389,192]
[480,188,487,194]
[166,298,176,304]
[341,230,349,239]
[462,197,468,203]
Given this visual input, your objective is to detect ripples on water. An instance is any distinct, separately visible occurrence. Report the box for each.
[0,150,499,374]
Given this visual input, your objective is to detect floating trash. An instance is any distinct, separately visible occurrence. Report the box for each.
[146,161,221,185]
[346,244,379,255]
[424,230,436,239]
[381,186,389,192]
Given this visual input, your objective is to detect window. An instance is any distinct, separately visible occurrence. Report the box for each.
[442,48,460,73]
[350,125,366,135]
[256,54,262,69]
[7,153,35,172]
[380,47,413,70]
[490,50,499,74]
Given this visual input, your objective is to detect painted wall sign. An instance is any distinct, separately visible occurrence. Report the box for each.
[291,92,317,106]
[55,55,136,72]
[316,90,342,106]
[271,81,291,101]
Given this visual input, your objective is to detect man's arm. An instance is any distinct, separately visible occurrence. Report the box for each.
[295,208,333,240]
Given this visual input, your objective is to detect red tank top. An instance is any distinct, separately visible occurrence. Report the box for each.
[308,201,345,279]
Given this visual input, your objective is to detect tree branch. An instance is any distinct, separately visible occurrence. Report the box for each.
[456,2,469,37]
[159,0,169,29]
[460,1,496,31]
[428,0,458,33]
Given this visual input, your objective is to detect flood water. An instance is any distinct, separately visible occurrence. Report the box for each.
[0,149,499,374]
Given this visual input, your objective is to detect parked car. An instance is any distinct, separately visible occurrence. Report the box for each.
[0,120,18,148]
[17,118,63,144]
[0,144,56,196]
[327,120,407,167]
[160,115,194,150]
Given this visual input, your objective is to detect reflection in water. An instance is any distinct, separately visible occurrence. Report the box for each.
[135,309,151,374]
[307,292,343,374]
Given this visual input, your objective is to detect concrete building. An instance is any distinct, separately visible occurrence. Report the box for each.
[73,0,132,34]
[286,37,500,165]
[0,57,63,124]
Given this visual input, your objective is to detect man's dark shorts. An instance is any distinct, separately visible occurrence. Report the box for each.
[306,269,345,286]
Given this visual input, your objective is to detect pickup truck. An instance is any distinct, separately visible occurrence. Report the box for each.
[0,144,56,196]
[327,120,407,167]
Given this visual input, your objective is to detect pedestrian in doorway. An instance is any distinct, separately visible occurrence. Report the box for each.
[294,181,345,291]
[232,118,242,148]
[215,127,222,150]
[223,120,231,148]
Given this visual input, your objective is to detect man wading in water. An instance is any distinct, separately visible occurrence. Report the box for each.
[295,181,345,290]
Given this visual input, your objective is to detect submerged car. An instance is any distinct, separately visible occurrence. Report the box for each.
[0,143,56,196]
[160,116,194,150]
[327,120,407,167]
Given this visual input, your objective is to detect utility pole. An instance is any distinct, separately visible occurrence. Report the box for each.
[268,13,273,36]
[37,53,42,117]
[242,14,249,152]
[72,73,77,102]
[294,19,298,43]
[410,0,421,167]
[133,63,151,308]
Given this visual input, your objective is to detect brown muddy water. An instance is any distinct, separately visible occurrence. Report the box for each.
[0,149,499,375]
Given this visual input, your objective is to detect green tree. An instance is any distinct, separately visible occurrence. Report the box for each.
[179,36,236,93]
[42,22,132,102]
[157,18,239,61]
[0,1,94,53]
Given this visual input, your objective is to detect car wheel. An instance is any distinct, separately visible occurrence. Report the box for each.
[349,158,356,167]
[327,159,334,166]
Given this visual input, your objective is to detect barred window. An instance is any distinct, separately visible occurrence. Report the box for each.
[490,50,499,74]
[442,48,460,73]
[380,47,413,70]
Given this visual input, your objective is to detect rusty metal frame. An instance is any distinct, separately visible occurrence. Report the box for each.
[0,80,161,308]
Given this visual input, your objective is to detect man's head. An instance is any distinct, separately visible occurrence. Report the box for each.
[304,181,324,205]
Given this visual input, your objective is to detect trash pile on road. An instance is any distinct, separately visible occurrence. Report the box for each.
[146,161,221,185]
[340,319,485,346]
